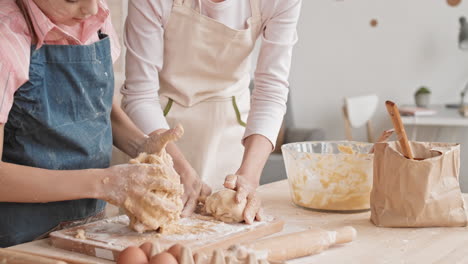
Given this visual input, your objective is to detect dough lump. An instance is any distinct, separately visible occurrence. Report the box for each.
[124,125,185,233]
[205,189,246,223]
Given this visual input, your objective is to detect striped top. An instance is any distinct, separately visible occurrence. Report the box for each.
[0,0,120,123]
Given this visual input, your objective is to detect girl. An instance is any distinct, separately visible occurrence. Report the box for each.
[0,0,190,247]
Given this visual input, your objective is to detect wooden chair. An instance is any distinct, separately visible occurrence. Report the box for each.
[342,94,378,143]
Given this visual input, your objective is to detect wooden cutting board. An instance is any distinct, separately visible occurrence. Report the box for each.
[49,214,284,262]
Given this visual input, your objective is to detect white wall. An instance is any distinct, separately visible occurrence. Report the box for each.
[287,1,468,189]
[290,0,468,141]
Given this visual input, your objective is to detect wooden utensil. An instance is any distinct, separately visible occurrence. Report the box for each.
[0,248,68,264]
[246,226,357,262]
[385,101,414,159]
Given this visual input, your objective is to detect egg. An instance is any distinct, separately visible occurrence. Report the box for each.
[139,242,153,258]
[149,252,178,264]
[167,244,182,261]
[117,246,149,264]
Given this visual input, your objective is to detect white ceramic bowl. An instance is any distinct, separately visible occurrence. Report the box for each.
[282,141,374,212]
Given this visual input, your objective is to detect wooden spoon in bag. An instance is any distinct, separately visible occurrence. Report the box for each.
[385,101,414,159]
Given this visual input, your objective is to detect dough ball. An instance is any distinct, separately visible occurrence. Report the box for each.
[205,189,246,223]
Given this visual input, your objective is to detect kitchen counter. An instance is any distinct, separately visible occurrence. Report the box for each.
[10,180,468,263]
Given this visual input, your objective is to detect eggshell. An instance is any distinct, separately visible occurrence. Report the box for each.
[117,246,149,264]
[149,252,178,264]
[139,242,153,258]
[167,244,183,261]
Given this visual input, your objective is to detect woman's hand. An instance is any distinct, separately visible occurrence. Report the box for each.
[223,134,271,224]
[224,174,263,224]
[179,167,212,217]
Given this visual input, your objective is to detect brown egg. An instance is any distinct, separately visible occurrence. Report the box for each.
[117,246,149,264]
[139,242,153,259]
[149,252,178,264]
[167,244,183,260]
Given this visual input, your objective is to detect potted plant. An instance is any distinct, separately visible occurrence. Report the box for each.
[414,86,431,108]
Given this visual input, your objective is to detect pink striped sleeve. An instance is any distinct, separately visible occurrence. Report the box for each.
[0,10,31,123]
[101,13,121,63]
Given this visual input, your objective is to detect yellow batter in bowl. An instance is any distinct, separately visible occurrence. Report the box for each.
[282,141,374,212]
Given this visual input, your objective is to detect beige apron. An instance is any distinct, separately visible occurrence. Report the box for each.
[159,0,262,189]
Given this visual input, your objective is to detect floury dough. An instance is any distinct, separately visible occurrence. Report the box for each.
[126,152,184,233]
[205,189,246,223]
[124,126,185,233]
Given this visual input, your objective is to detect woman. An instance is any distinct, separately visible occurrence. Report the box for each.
[122,0,302,223]
[0,0,184,247]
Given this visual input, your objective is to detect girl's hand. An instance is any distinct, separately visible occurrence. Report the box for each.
[137,125,184,156]
[101,164,183,217]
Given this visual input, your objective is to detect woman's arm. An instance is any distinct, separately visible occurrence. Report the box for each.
[225,0,303,224]
[236,134,272,187]
[243,0,302,149]
[121,0,171,135]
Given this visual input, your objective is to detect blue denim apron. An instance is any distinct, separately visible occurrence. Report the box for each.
[0,32,114,247]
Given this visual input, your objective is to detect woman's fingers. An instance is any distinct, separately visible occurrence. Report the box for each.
[181,194,198,217]
[255,207,264,222]
[223,174,237,189]
[235,185,251,204]
[198,183,212,204]
[243,193,261,224]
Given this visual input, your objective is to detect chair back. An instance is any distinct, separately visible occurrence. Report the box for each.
[343,94,379,142]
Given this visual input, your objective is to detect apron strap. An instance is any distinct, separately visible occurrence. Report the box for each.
[195,0,202,14]
[181,0,202,14]
[16,0,37,45]
[232,96,247,127]
[183,0,193,8]
[249,0,261,19]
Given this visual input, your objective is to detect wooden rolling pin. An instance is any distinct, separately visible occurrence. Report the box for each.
[246,226,357,262]
[385,101,414,159]
[0,248,67,264]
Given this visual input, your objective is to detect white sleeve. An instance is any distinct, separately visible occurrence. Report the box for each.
[243,0,302,147]
[121,0,171,134]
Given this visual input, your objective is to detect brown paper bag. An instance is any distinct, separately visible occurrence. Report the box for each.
[370,141,467,227]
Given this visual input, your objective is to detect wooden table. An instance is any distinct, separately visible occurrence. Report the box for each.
[10,180,468,263]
